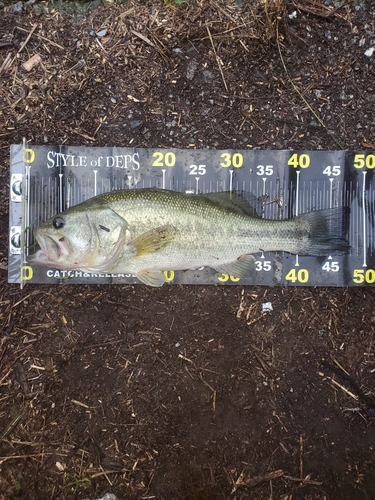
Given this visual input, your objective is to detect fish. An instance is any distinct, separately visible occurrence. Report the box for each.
[28,188,350,286]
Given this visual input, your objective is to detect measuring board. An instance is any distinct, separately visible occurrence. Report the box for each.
[8,143,375,287]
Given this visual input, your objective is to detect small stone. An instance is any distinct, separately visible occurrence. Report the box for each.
[203,70,214,82]
[97,494,118,500]
[130,120,142,129]
[9,1,23,12]
[186,60,198,80]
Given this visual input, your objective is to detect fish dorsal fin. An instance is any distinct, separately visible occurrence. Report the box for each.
[200,192,260,218]
[132,224,177,257]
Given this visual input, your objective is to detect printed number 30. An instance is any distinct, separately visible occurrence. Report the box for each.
[220,153,243,168]
[218,273,240,282]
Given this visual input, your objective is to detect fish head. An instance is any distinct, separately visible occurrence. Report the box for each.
[28,205,129,271]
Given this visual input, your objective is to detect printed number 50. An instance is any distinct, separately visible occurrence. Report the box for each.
[353,269,375,283]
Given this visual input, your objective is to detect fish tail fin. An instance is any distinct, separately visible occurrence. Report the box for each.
[297,207,350,256]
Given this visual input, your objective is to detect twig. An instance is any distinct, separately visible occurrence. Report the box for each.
[131,30,154,47]
[283,474,322,485]
[67,127,96,141]
[8,23,38,71]
[321,360,375,410]
[319,372,358,401]
[232,469,284,493]
[254,352,274,380]
[0,453,53,463]
[1,410,25,440]
[199,372,217,411]
[293,0,349,18]
[178,353,194,364]
[247,313,266,326]
[212,1,237,23]
[0,53,12,77]
[15,26,64,50]
[0,369,13,386]
[275,21,344,149]
[12,293,33,308]
[17,23,38,55]
[206,23,228,91]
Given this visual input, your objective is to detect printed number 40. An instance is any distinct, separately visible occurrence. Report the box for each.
[285,268,309,283]
[288,153,310,169]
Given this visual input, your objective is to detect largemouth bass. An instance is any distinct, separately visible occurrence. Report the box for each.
[28,188,350,286]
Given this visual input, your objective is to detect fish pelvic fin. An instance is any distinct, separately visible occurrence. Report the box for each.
[296,207,350,256]
[137,269,166,287]
[132,225,177,257]
[215,254,256,279]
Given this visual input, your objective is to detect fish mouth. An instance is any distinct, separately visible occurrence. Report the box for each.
[28,232,71,267]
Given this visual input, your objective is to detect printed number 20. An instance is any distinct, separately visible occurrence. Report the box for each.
[152,151,176,167]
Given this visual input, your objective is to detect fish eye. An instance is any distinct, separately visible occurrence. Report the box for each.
[53,216,64,229]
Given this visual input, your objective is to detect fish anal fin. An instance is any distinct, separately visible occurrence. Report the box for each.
[215,254,256,279]
[137,269,166,287]
[133,225,177,257]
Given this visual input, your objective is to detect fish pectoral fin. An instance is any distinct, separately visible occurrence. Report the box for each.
[132,225,177,257]
[137,269,166,287]
[215,254,256,279]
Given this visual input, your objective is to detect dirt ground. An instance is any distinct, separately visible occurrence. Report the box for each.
[1,0,375,499]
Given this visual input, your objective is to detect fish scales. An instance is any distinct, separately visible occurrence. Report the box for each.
[88,190,297,269]
[28,188,350,286]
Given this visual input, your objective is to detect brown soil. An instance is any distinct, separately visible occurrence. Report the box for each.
[1,1,375,499]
